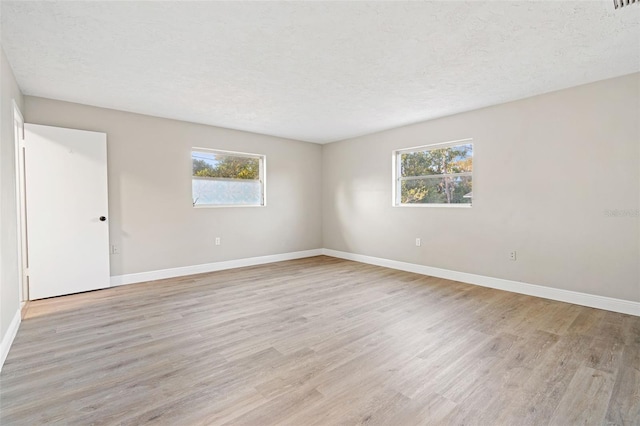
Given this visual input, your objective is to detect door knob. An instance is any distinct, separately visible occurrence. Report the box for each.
[99,216,107,221]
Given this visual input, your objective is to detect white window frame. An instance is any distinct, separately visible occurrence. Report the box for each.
[392,138,473,208]
[192,147,266,208]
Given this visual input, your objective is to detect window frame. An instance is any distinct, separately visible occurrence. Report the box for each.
[191,147,267,208]
[392,138,473,208]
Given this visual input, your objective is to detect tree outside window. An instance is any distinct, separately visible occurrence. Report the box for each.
[395,141,473,206]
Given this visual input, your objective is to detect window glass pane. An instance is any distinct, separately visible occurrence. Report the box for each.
[192,150,264,206]
[193,178,262,206]
[192,151,259,180]
[401,143,472,177]
[401,176,472,204]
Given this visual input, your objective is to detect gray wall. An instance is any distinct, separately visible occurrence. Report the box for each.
[24,97,323,277]
[323,73,640,302]
[0,46,24,341]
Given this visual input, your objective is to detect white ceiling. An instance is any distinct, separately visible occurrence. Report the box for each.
[2,1,639,144]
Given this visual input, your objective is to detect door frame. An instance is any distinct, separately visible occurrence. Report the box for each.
[12,100,28,303]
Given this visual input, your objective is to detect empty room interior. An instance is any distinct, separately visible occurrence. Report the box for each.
[0,1,639,425]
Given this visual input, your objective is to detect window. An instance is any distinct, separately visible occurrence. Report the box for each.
[192,148,266,207]
[393,140,473,206]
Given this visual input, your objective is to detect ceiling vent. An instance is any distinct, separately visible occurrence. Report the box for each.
[614,0,638,9]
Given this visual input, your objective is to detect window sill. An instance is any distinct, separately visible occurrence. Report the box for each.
[393,203,472,208]
[193,204,266,209]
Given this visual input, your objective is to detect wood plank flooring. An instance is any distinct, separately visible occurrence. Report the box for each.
[1,256,638,425]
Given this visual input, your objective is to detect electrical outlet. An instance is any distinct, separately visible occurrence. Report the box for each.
[111,244,120,255]
[415,238,421,247]
[215,237,221,246]
[509,251,517,261]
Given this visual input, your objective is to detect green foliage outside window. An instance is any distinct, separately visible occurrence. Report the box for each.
[193,155,259,180]
[399,143,472,204]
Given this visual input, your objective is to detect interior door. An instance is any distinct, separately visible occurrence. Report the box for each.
[24,124,110,300]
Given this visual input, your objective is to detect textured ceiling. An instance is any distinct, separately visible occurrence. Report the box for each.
[1,1,639,143]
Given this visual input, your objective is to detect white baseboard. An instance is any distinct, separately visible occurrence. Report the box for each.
[322,249,640,317]
[110,249,324,287]
[108,247,638,316]
[0,309,22,373]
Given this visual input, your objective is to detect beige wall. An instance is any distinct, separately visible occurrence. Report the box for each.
[323,73,640,302]
[1,46,24,341]
[10,73,640,313]
[24,97,323,277]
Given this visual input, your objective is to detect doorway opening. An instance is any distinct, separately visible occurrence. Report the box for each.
[12,100,28,304]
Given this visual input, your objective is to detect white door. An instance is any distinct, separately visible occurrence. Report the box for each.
[24,124,110,300]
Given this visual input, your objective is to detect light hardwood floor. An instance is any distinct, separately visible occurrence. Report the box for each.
[1,256,638,425]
